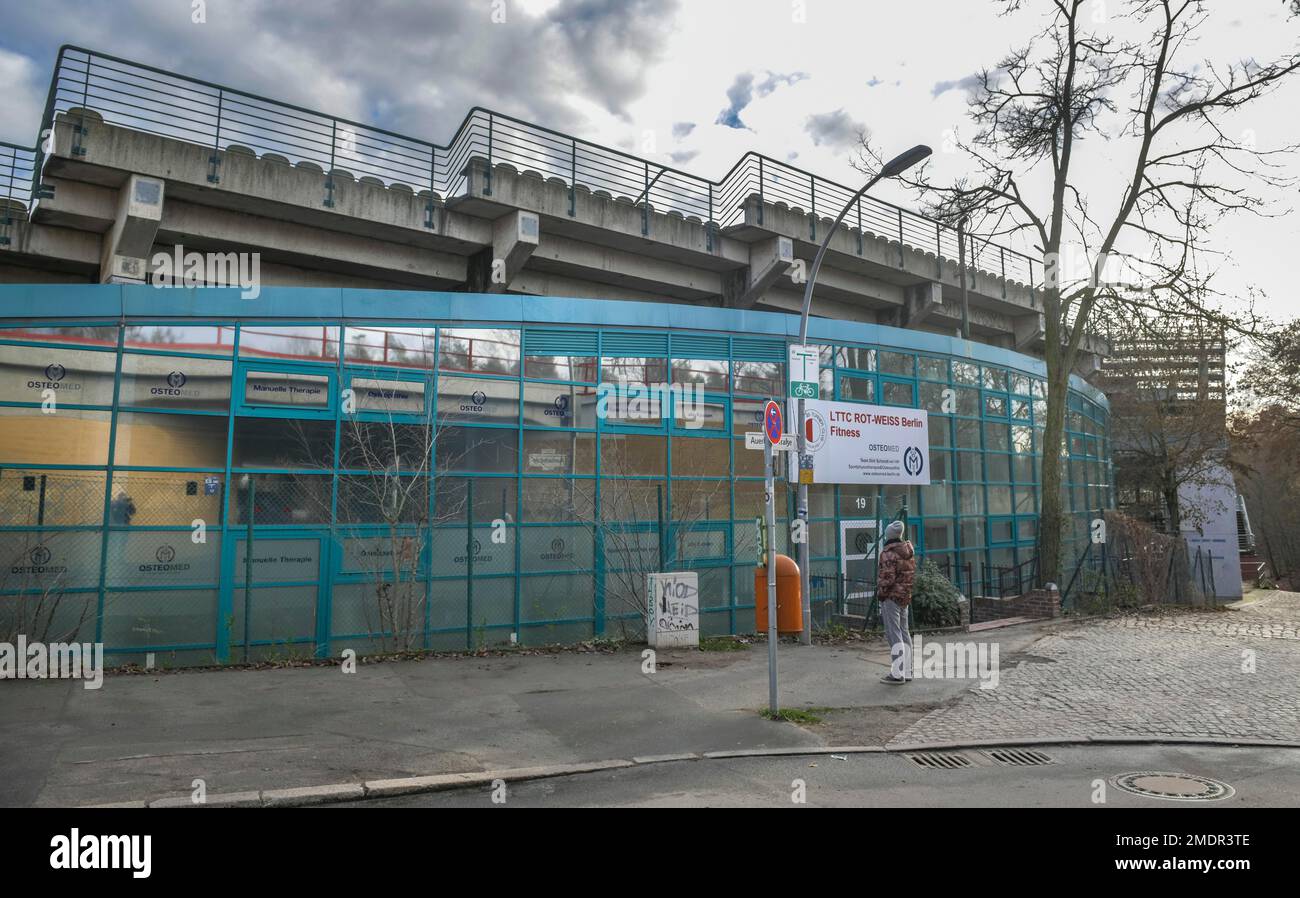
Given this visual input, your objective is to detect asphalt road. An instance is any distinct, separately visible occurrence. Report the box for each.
[339,744,1300,808]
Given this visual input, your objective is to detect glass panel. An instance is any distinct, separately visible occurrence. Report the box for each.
[233,418,334,469]
[600,433,666,477]
[922,481,952,515]
[230,474,332,524]
[601,357,667,386]
[521,477,593,522]
[878,351,914,376]
[0,343,117,405]
[918,356,949,381]
[0,469,106,526]
[923,520,953,551]
[238,325,339,361]
[124,324,234,356]
[671,436,729,477]
[438,328,520,376]
[674,399,725,431]
[338,421,432,471]
[106,531,221,586]
[336,474,429,524]
[0,407,110,465]
[110,471,225,526]
[0,325,119,348]
[671,479,730,521]
[983,368,1007,391]
[437,375,520,426]
[243,370,330,408]
[522,430,596,475]
[839,374,874,403]
[835,347,874,370]
[343,325,437,368]
[435,427,519,474]
[524,354,597,382]
[104,589,217,647]
[350,376,427,415]
[120,354,232,412]
[952,362,980,384]
[882,380,914,406]
[733,361,781,396]
[520,527,594,572]
[672,358,728,391]
[436,477,517,522]
[521,382,596,428]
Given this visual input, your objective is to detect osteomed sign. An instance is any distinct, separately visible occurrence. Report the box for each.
[788,399,930,485]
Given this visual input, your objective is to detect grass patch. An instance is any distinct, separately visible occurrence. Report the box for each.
[761,707,823,725]
[699,636,748,652]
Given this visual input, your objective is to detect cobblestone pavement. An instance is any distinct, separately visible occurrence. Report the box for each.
[889,591,1300,746]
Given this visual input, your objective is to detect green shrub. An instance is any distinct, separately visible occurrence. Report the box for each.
[910,559,962,628]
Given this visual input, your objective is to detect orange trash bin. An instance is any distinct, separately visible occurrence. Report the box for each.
[754,553,803,634]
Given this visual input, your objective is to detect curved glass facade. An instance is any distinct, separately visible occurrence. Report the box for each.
[0,287,1112,664]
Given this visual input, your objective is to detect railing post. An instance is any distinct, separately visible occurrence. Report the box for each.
[856,199,863,255]
[207,89,224,184]
[1000,246,1007,298]
[484,114,493,197]
[568,137,576,217]
[324,119,337,207]
[935,222,941,277]
[897,208,904,267]
[809,174,816,242]
[424,144,436,229]
[707,182,714,251]
[757,157,764,226]
[642,160,649,236]
[72,53,90,158]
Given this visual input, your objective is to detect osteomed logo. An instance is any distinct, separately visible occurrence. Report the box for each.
[167,371,187,388]
[45,363,66,381]
[155,545,175,564]
[903,445,925,477]
[31,545,52,566]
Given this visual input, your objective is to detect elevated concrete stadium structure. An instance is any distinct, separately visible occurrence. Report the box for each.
[0,47,1105,374]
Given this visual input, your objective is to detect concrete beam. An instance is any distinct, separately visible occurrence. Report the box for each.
[486,210,539,293]
[1014,312,1045,351]
[898,281,942,328]
[530,232,721,299]
[734,236,793,309]
[100,174,164,284]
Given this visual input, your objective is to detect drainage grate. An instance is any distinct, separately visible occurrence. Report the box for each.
[1110,772,1236,802]
[983,748,1055,767]
[906,751,972,770]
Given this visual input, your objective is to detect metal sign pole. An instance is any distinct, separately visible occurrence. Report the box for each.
[765,436,778,714]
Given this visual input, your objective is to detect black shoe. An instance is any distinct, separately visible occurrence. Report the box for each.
[880,674,906,685]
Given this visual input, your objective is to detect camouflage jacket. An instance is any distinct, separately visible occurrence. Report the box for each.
[877,539,916,607]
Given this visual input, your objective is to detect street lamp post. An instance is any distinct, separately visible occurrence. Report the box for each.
[795,144,932,645]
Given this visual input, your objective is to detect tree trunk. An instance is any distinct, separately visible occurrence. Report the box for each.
[1038,370,1069,585]
[1162,477,1182,536]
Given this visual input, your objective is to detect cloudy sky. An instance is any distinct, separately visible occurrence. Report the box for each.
[0,0,1296,324]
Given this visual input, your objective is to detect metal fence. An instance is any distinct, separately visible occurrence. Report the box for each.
[3,45,1040,287]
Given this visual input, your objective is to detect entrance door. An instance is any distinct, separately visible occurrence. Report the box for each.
[839,519,878,611]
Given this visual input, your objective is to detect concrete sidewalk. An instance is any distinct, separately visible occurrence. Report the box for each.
[0,623,1056,808]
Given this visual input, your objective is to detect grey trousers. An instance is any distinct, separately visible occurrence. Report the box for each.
[880,599,912,679]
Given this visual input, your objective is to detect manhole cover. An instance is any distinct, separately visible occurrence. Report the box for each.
[1110,772,1235,802]
[906,751,972,770]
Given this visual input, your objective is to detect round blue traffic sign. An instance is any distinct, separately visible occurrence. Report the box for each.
[763,400,783,444]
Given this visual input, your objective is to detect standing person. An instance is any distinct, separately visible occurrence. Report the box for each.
[877,520,916,685]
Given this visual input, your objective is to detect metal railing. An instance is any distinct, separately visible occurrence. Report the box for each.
[4,44,1040,289]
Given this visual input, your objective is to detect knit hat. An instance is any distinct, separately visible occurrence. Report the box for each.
[884,520,905,541]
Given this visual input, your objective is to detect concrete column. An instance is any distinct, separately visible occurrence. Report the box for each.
[99,174,164,285]
[485,210,539,293]
[734,235,793,309]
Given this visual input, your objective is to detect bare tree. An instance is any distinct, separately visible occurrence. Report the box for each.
[565,435,730,641]
[857,0,1300,582]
